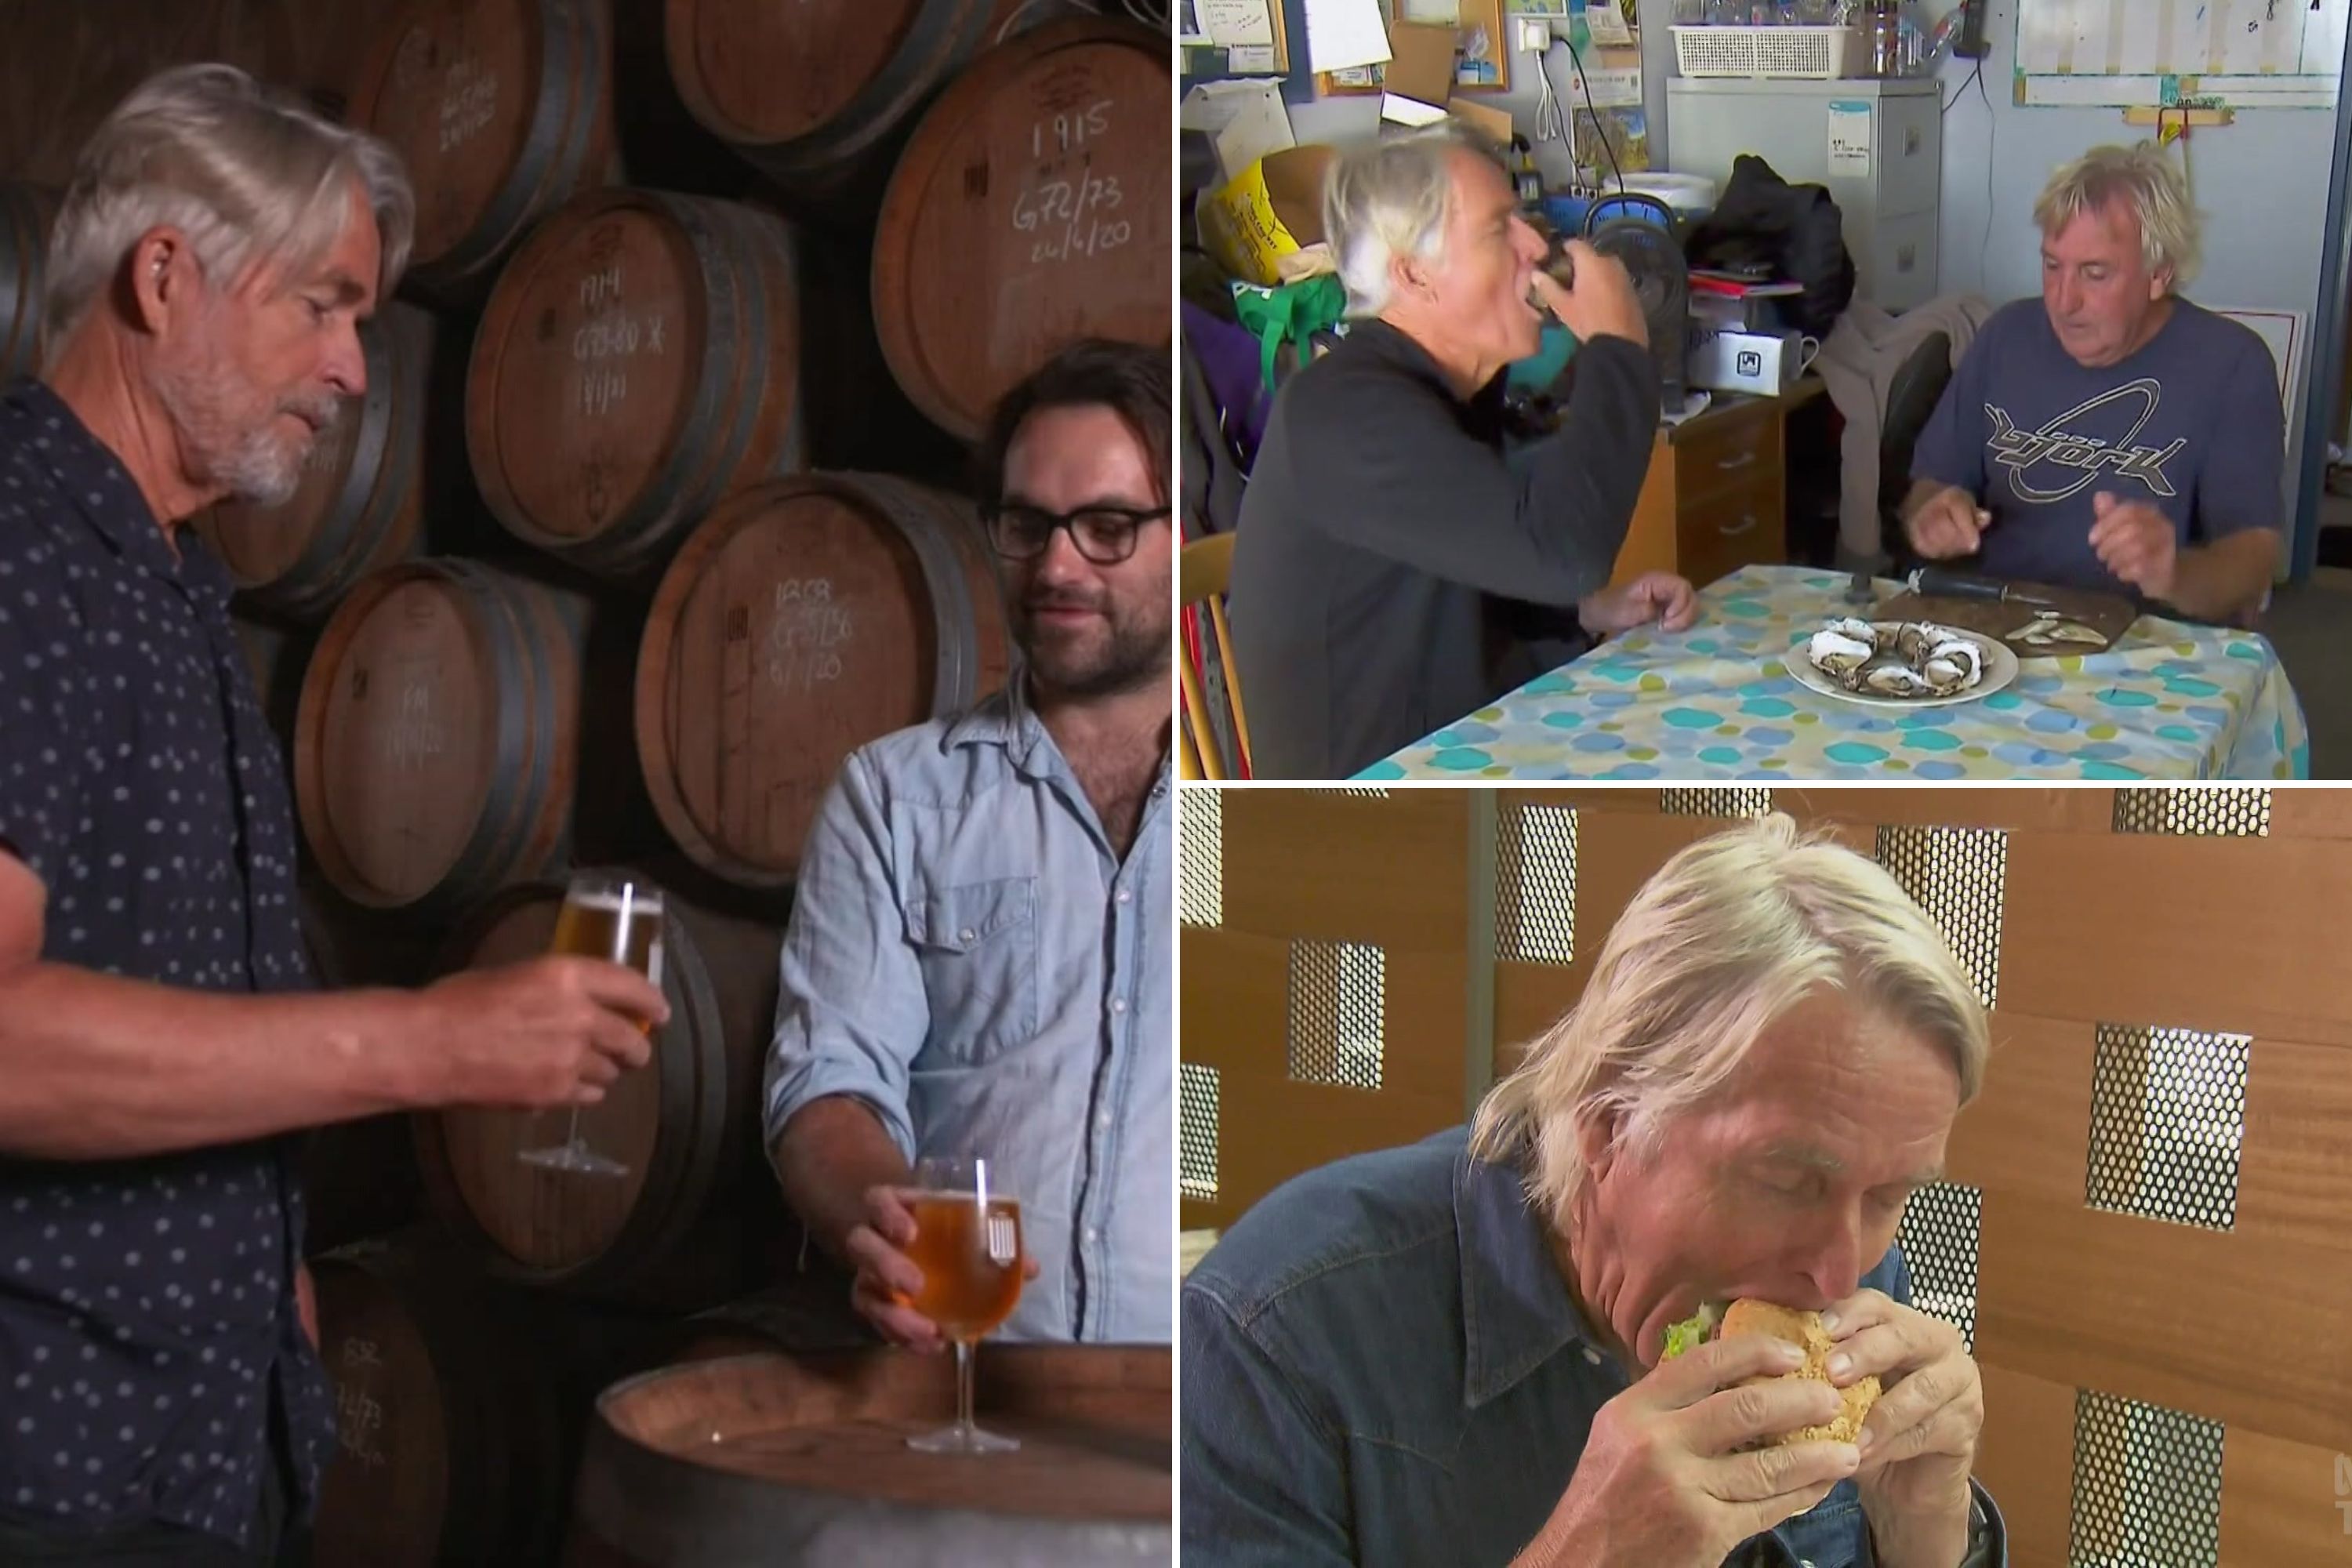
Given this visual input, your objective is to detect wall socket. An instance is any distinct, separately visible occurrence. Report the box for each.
[1514,16,1552,54]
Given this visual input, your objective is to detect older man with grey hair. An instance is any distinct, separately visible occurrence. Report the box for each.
[1229,121,1693,780]
[0,65,666,1563]
[1903,141,2281,622]
[1184,815,2009,1567]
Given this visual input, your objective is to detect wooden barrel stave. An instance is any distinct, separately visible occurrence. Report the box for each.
[633,472,1011,889]
[351,0,617,302]
[869,18,1170,440]
[561,1346,1171,1567]
[195,303,434,623]
[661,0,1003,188]
[412,869,786,1307]
[466,189,804,581]
[294,558,587,914]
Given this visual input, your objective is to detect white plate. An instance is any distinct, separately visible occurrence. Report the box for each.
[1781,626,2020,710]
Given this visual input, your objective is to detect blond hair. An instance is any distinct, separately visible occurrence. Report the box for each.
[2033,140,2201,289]
[1323,120,1504,318]
[45,64,413,347]
[1469,814,1989,1225]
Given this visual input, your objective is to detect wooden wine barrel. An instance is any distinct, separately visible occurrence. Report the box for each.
[194,303,433,622]
[660,0,1000,188]
[1,183,57,383]
[634,474,1011,889]
[562,1346,1171,1566]
[466,191,804,580]
[870,19,1169,439]
[350,0,616,301]
[294,558,586,913]
[412,873,785,1305]
[311,1242,590,1568]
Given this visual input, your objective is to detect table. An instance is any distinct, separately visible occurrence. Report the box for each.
[1364,565,2310,781]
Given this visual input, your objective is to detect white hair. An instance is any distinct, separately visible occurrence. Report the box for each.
[45,64,414,347]
[2034,140,2201,289]
[1322,121,1502,318]
[1470,813,1990,1225]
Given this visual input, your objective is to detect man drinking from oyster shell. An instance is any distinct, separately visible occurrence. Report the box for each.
[1899,143,2281,626]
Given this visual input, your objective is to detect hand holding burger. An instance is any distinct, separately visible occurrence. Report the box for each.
[1661,1291,1983,1568]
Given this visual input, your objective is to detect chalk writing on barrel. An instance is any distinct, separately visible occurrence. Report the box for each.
[334,1338,388,1470]
[438,59,499,154]
[762,579,851,692]
[384,683,445,768]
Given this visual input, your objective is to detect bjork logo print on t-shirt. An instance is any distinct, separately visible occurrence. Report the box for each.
[1982,377,2188,503]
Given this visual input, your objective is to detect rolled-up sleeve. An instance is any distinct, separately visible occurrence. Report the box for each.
[762,749,931,1160]
[1181,1276,1356,1566]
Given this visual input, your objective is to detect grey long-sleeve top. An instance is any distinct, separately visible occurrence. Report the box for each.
[1229,320,1661,779]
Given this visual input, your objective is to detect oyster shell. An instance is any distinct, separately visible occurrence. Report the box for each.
[1864,663,1933,696]
[1921,637,1982,694]
[2035,620,2105,645]
[1807,628,1876,677]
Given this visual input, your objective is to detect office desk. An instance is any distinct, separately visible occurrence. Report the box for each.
[1611,380,1826,590]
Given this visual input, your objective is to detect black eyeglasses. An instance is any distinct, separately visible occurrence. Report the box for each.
[982,503,1169,565]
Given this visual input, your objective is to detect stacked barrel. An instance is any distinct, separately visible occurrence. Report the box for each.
[0,0,1176,1560]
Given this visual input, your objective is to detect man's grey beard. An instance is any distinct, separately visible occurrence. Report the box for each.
[152,350,332,510]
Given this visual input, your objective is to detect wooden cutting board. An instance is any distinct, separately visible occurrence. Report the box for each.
[1870,583,2139,660]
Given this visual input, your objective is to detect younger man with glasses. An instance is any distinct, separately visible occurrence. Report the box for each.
[761,339,1173,1348]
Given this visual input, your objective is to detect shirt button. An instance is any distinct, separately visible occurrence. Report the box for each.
[1097,1111,1112,1130]
[1115,888,1131,905]
[958,927,976,943]
[1581,1347,1601,1366]
[1084,1227,1099,1243]
[1110,996,1127,1014]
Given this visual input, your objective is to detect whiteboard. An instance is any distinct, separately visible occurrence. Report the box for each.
[2016,0,2347,109]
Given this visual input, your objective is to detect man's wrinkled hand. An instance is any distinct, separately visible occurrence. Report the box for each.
[2087,491,2176,600]
[1822,1290,1981,1568]
[1581,572,1698,637]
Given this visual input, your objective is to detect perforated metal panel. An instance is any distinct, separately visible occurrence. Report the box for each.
[1317,787,1393,798]
[1180,1063,1220,1202]
[1497,803,1577,965]
[1660,787,1775,818]
[2113,787,2270,837]
[1896,1181,1982,1354]
[1874,826,2005,1008]
[2067,1390,2224,1568]
[1180,789,1223,927]
[1287,940,1386,1090]
[2085,1025,2249,1232]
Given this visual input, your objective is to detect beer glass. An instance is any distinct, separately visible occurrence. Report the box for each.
[517,871,662,1178]
[902,1155,1025,1454]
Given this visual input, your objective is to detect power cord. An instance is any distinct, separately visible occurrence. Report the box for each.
[1565,36,1626,197]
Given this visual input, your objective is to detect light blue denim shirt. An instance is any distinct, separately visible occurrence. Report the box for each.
[764,683,1173,1344]
[1182,1127,2008,1567]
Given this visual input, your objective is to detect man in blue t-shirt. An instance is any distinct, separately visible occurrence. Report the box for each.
[1902,142,2281,624]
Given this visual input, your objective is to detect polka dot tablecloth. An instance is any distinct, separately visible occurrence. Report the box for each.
[1363,566,2309,781]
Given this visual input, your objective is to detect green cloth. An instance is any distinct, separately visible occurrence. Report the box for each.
[1230,275,1348,390]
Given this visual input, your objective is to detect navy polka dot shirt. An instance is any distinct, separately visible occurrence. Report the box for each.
[0,379,331,1547]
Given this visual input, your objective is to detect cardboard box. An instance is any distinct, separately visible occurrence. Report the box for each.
[1200,144,1338,286]
[1447,99,1514,143]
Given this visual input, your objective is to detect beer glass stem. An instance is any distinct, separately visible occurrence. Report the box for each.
[954,1338,976,1443]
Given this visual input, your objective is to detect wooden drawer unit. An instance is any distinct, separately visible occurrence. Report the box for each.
[1611,394,1793,590]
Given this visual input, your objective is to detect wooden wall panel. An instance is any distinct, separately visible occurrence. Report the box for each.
[2235,1036,2352,1256]
[1220,790,1468,950]
[1974,1191,2352,1452]
[1776,786,2116,835]
[2218,1427,2352,1565]
[1973,1363,2078,1568]
[2002,832,2352,1046]
[1944,1014,2094,1207]
[1493,962,1583,1073]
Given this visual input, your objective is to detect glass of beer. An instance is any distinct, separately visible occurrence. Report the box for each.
[517,870,663,1178]
[902,1154,1025,1454]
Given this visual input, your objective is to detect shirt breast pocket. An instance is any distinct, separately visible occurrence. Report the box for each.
[906,876,1040,1065]
[1769,1478,1867,1568]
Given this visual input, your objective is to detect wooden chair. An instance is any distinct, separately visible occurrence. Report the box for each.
[1178,532,1251,780]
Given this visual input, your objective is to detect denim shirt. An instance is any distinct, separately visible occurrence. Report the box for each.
[1181,1128,2008,1567]
[763,684,1173,1343]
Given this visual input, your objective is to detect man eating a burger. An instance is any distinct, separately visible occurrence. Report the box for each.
[1181,815,2006,1567]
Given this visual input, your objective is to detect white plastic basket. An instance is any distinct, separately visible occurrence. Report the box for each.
[1671,25,1866,79]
